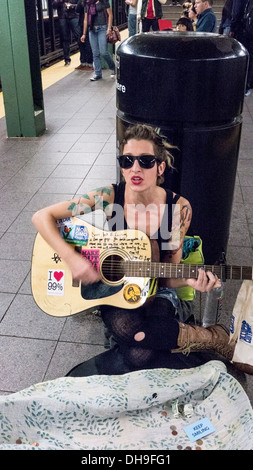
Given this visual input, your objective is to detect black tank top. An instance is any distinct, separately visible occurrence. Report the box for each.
[108,182,180,255]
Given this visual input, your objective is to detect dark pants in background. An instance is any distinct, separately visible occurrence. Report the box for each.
[141,17,159,32]
[59,17,82,63]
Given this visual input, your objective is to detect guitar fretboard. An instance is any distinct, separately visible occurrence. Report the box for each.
[124,261,253,280]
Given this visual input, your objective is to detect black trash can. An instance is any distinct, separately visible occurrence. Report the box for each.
[116,32,249,264]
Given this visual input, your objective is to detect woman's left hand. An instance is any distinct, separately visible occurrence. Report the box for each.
[187,268,221,292]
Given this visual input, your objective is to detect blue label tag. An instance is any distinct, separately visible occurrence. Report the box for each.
[184,417,215,442]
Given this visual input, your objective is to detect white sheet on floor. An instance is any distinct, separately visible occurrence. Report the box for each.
[0,360,252,450]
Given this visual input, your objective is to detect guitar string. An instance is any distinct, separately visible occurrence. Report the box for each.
[93,260,246,270]
[90,261,248,279]
[92,261,246,271]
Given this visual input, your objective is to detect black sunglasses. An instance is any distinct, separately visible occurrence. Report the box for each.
[117,154,161,169]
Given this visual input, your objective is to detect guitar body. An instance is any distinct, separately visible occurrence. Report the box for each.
[31,216,253,318]
[31,217,157,317]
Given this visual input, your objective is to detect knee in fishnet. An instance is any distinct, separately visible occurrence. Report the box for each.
[123,346,154,368]
[104,310,144,343]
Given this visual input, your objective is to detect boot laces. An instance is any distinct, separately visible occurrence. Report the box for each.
[175,340,233,360]
[176,341,214,356]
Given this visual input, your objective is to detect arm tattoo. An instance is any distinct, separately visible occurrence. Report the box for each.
[81,193,90,200]
[180,203,192,230]
[68,186,113,216]
[163,201,192,259]
[94,187,112,196]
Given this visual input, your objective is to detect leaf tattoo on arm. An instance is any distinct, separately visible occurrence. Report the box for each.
[68,186,113,216]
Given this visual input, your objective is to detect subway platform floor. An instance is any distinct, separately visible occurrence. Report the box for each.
[0,53,253,405]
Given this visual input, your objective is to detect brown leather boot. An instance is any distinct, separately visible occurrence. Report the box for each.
[172,322,253,374]
[171,323,235,361]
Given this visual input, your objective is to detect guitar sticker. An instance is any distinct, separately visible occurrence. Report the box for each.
[47,270,65,296]
[81,249,100,271]
[123,284,141,304]
[59,223,89,246]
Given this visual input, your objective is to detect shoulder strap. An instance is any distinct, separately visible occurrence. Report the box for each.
[109,182,126,230]
[112,181,125,206]
[172,193,181,204]
[166,189,176,233]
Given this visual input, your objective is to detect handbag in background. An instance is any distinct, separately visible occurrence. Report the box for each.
[107,26,121,44]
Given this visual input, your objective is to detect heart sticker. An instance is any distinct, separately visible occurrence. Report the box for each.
[54,271,64,282]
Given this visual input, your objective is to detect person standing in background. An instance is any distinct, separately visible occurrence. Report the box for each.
[81,0,115,81]
[229,0,246,42]
[194,0,217,32]
[75,0,94,70]
[137,0,167,32]
[52,0,82,66]
[218,0,233,35]
[230,0,253,96]
[125,0,138,36]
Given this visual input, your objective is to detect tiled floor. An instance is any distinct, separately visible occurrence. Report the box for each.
[0,54,253,404]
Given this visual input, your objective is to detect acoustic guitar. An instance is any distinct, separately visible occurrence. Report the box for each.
[31,217,253,317]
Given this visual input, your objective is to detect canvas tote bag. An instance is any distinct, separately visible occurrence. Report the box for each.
[230,280,253,366]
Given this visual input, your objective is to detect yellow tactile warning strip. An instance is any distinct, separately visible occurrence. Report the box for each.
[0,52,80,119]
[41,52,80,90]
[0,29,128,120]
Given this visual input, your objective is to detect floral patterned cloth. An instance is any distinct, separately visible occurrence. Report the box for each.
[0,360,252,450]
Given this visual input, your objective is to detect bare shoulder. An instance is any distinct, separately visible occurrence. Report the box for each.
[84,185,115,203]
[68,185,115,216]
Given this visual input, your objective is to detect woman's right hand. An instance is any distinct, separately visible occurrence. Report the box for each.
[80,34,85,43]
[68,252,101,285]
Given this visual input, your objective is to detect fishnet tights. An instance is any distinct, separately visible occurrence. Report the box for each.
[101,298,179,368]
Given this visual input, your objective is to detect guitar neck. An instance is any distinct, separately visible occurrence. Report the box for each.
[124,261,253,281]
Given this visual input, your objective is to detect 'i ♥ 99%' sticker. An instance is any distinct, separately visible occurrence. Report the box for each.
[47,270,65,296]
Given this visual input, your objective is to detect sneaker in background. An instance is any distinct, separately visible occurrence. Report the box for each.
[90,75,102,81]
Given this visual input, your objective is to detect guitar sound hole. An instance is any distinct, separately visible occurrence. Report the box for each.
[101,255,124,282]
